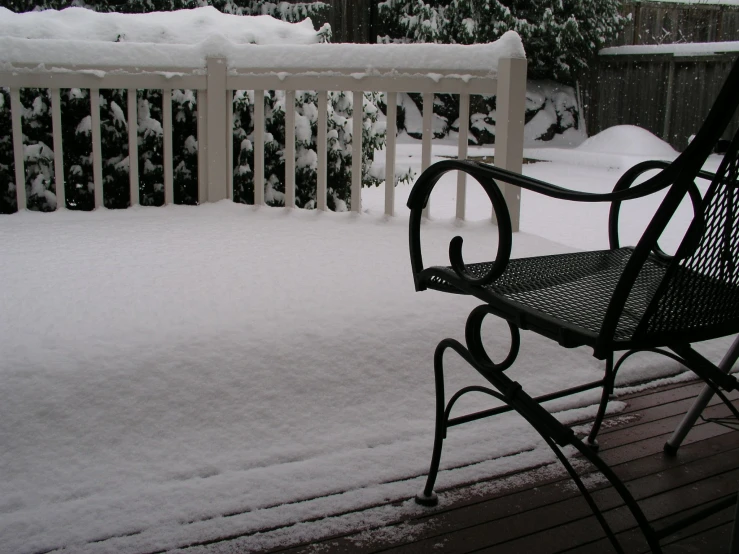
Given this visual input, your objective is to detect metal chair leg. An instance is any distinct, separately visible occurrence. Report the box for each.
[588,354,616,450]
[416,339,449,506]
[665,335,739,455]
[731,491,739,554]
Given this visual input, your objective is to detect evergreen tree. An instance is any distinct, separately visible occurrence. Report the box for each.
[378,0,625,82]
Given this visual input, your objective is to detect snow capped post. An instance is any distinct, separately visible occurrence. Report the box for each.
[494,56,527,232]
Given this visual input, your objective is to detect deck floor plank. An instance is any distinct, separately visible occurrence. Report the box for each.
[215,379,739,554]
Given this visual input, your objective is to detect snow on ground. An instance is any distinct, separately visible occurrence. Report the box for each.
[1,127,736,554]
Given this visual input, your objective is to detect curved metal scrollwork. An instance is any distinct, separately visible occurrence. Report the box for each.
[416,305,659,552]
[407,160,513,290]
[608,160,706,262]
[464,305,520,370]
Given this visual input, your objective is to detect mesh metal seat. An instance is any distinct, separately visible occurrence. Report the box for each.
[407,56,739,554]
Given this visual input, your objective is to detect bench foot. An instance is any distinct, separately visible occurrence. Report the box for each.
[663,441,679,457]
[587,437,600,452]
[415,490,438,507]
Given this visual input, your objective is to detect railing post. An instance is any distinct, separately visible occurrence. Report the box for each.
[206,57,228,203]
[494,56,527,232]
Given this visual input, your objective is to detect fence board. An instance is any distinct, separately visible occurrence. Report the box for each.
[253,90,265,207]
[10,87,26,211]
[163,88,174,205]
[384,91,397,217]
[317,90,328,211]
[50,88,65,210]
[285,89,296,208]
[617,2,739,45]
[352,90,363,213]
[585,54,739,150]
[127,89,139,207]
[90,88,103,210]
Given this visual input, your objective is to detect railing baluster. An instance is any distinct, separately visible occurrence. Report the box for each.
[206,58,228,203]
[422,91,433,218]
[127,88,139,206]
[162,88,173,205]
[197,89,207,203]
[254,89,265,206]
[285,89,296,208]
[50,88,64,210]
[10,87,26,212]
[226,89,233,201]
[317,90,328,211]
[90,88,103,210]
[384,91,397,217]
[352,90,363,213]
[494,57,527,232]
[456,92,470,221]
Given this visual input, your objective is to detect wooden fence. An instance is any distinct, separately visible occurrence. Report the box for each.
[280,0,377,43]
[583,49,739,150]
[617,1,739,46]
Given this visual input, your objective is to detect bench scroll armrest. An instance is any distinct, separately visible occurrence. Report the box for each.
[608,160,706,261]
[407,160,513,289]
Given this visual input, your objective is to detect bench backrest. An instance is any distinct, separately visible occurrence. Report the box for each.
[608,56,739,347]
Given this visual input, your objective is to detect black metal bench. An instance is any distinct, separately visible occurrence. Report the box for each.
[407,56,739,553]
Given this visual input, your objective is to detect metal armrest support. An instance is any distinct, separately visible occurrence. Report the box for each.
[608,160,706,262]
[407,160,513,289]
[407,159,679,290]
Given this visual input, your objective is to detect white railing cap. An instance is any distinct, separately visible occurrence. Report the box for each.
[0,6,320,45]
[0,6,525,76]
[600,41,739,56]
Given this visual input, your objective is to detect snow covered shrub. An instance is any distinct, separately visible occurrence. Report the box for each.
[394,83,582,147]
[3,2,404,212]
[377,0,609,145]
[233,89,406,211]
[378,0,625,82]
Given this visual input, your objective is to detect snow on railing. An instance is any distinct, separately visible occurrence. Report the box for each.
[0,35,527,227]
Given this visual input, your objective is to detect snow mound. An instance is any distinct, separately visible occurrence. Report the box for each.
[0,6,319,45]
[576,125,678,158]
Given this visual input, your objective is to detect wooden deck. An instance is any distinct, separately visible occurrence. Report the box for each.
[252,380,738,554]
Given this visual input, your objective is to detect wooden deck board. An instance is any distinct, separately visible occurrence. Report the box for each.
[202,379,738,554]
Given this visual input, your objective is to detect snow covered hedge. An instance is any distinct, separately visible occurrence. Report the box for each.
[0,3,406,213]
[376,0,615,149]
[377,0,625,83]
[394,81,583,148]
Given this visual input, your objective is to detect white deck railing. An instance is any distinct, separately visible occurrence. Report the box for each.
[0,41,527,228]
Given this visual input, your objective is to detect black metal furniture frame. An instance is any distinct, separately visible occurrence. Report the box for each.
[408,57,739,553]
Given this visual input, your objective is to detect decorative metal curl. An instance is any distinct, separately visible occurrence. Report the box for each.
[407,160,514,291]
[448,175,512,287]
[608,160,705,263]
[464,304,520,370]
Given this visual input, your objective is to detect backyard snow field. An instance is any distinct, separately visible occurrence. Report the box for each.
[1,130,736,554]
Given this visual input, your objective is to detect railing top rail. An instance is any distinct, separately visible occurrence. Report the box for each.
[0,31,524,76]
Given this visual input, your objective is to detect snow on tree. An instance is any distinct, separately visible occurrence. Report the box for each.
[376,0,617,147]
[378,0,626,82]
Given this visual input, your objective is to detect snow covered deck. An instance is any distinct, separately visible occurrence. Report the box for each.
[2,136,737,553]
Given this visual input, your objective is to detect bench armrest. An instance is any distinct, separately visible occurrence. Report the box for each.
[407,159,677,290]
[608,160,706,260]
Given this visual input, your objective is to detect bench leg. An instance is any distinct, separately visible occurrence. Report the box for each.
[588,354,616,450]
[665,335,739,455]
[415,340,448,506]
